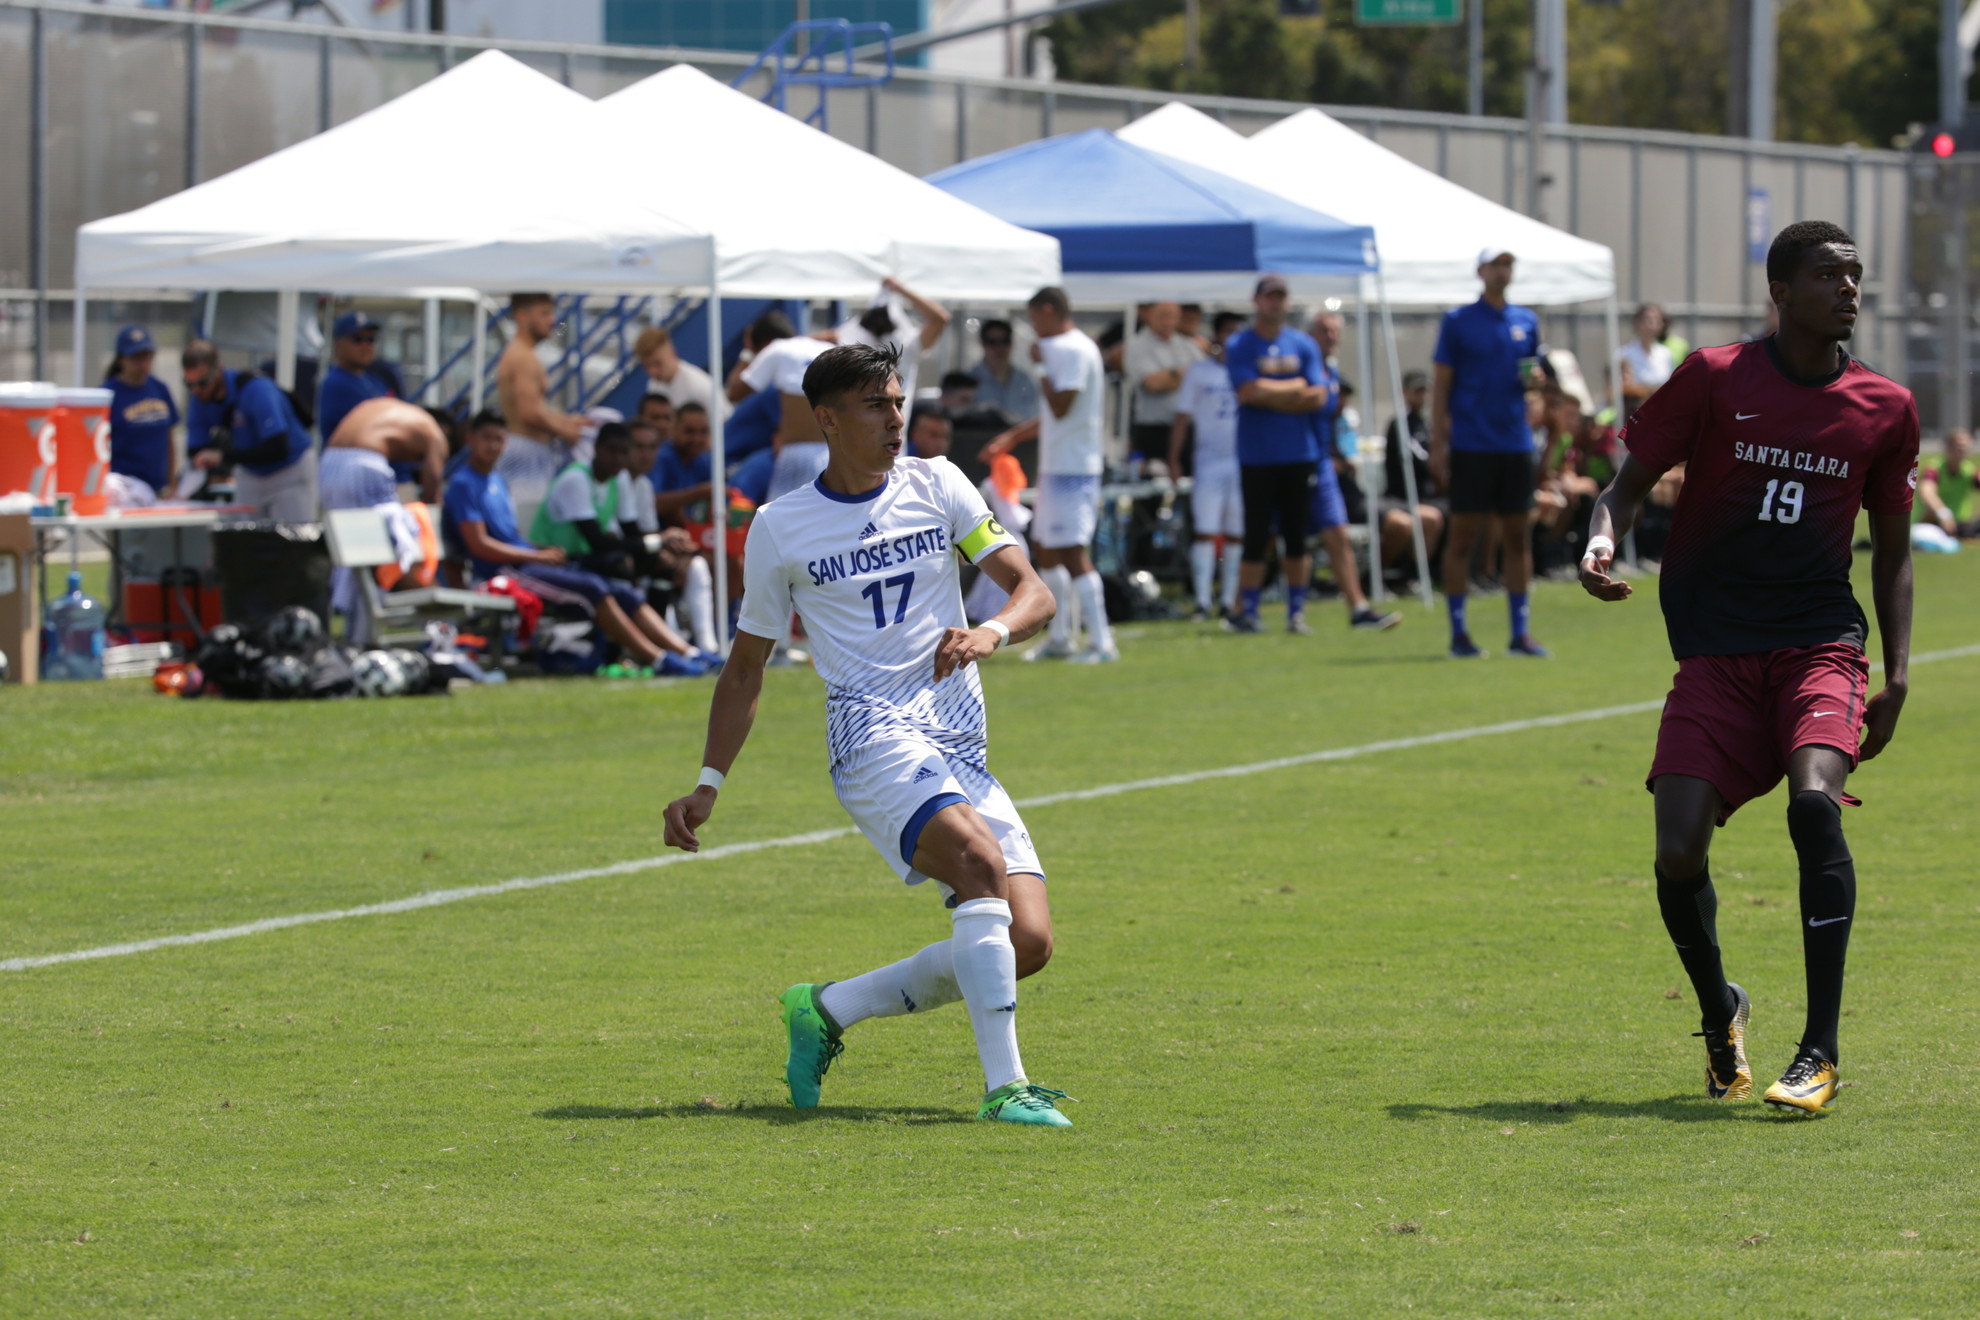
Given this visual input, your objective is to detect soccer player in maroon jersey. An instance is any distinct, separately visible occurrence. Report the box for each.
[1578,222,1918,1115]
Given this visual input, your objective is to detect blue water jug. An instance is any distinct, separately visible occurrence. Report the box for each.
[43,571,104,680]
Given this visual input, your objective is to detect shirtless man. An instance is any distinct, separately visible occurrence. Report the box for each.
[320,397,448,506]
[496,292,587,510]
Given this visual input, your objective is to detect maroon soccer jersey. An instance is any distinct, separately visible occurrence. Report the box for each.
[1619,338,1918,658]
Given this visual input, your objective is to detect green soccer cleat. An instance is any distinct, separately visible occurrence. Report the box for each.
[977,1081,1075,1127]
[779,983,843,1110]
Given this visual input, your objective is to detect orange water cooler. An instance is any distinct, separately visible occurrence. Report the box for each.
[53,386,114,514]
[0,382,60,504]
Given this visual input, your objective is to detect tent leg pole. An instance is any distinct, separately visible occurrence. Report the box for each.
[71,288,85,387]
[423,297,441,400]
[275,290,298,392]
[1605,289,1636,567]
[1120,301,1135,470]
[470,295,486,414]
[1378,273,1433,610]
[1356,280,1380,604]
[708,281,728,657]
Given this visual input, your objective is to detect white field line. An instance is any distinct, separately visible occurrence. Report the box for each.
[7,642,1976,974]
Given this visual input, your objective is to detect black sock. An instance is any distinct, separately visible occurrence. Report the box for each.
[1656,864,1738,1029]
[1788,791,1856,1063]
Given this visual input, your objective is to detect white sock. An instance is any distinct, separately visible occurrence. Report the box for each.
[1219,541,1243,612]
[685,555,716,652]
[1074,570,1113,651]
[1042,565,1075,649]
[817,941,960,1029]
[950,897,1025,1092]
[1189,540,1216,613]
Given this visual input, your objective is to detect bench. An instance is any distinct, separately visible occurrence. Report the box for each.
[323,505,515,650]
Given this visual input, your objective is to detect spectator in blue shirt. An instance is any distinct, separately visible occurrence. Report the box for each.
[181,340,317,520]
[652,401,715,527]
[1225,276,1397,636]
[1431,247,1548,658]
[102,324,180,498]
[316,310,398,443]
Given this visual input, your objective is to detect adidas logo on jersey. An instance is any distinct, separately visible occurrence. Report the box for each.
[911,766,939,783]
[858,522,880,541]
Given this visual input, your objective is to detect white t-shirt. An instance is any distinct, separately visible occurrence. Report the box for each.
[643,358,721,417]
[622,471,658,534]
[545,463,619,526]
[1125,326,1203,426]
[1036,329,1106,476]
[741,336,834,397]
[736,456,1019,770]
[1618,339,1674,394]
[1174,358,1239,471]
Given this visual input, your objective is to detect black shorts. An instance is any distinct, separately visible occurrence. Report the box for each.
[1129,422,1172,461]
[1240,461,1318,561]
[1449,449,1535,515]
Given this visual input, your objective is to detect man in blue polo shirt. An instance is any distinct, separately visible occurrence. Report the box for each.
[1431,247,1548,658]
[103,324,180,498]
[1225,275,1397,635]
[317,310,396,444]
[182,340,317,519]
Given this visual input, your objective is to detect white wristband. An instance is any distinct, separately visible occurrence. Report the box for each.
[981,619,1011,650]
[1584,535,1615,561]
[697,766,725,792]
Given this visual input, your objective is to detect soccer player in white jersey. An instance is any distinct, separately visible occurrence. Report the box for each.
[1170,311,1247,622]
[983,287,1117,663]
[662,342,1075,1127]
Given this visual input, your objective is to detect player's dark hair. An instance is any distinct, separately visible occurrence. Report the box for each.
[1766,221,1855,286]
[748,310,795,350]
[803,342,903,408]
[675,401,708,420]
[593,421,632,453]
[979,318,1013,344]
[1212,311,1246,336]
[638,392,672,411]
[1028,286,1071,317]
[510,292,554,313]
[909,405,951,435]
[939,370,977,393]
[468,406,505,433]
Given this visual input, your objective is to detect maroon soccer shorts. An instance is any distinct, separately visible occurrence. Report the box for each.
[1647,642,1869,820]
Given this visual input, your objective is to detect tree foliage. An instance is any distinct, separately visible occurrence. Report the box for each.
[1041,0,1944,148]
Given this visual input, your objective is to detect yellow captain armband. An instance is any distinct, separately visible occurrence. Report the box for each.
[957,516,1010,562]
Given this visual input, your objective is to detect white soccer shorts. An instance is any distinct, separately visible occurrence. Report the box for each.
[1190,462,1244,538]
[1031,473,1101,550]
[831,739,1044,900]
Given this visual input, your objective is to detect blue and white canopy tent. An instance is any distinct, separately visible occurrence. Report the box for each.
[928,129,1430,603]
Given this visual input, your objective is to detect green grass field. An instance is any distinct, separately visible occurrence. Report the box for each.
[3,552,1976,1318]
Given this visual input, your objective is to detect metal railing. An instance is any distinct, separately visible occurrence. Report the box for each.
[733,18,894,134]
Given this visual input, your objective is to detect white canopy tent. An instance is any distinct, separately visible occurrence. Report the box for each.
[593,64,1061,301]
[73,52,1063,645]
[1119,102,1616,309]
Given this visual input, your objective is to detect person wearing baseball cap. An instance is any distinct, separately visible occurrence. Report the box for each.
[103,324,180,500]
[1430,245,1549,658]
[316,308,398,446]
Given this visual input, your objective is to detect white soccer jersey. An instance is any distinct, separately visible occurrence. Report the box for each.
[737,456,1019,769]
[1175,358,1239,471]
[741,336,832,396]
[1037,329,1106,476]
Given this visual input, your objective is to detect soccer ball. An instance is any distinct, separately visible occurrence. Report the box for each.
[350,649,399,697]
[387,648,431,695]
[261,605,325,655]
[255,652,310,700]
